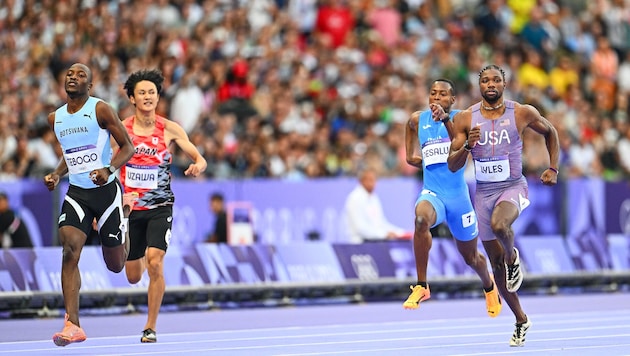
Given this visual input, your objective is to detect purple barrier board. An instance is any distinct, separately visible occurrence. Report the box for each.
[332,242,407,280]
[331,239,478,281]
[0,179,54,247]
[273,242,345,282]
[0,248,46,292]
[0,247,112,292]
[608,234,630,270]
[517,235,575,274]
[511,179,562,236]
[4,177,628,250]
[0,238,628,293]
[193,243,288,284]
[106,246,194,289]
[193,242,344,284]
[605,182,630,235]
[565,179,611,270]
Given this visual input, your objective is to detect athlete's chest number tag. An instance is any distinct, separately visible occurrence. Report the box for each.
[65,145,101,175]
[474,156,510,182]
[422,138,450,166]
[126,164,158,189]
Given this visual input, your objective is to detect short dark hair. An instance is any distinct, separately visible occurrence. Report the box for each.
[210,192,224,202]
[433,78,456,95]
[123,69,165,98]
[478,64,507,82]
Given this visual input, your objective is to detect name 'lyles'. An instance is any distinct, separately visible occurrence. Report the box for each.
[480,164,504,174]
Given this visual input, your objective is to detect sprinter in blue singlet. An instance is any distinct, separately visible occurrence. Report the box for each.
[402,79,502,320]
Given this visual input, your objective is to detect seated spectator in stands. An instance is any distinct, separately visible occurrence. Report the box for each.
[216,59,257,122]
[344,168,408,243]
[206,192,227,244]
[0,192,33,248]
[28,126,60,178]
[567,131,603,178]
[217,60,254,103]
[314,0,355,48]
[1,0,629,184]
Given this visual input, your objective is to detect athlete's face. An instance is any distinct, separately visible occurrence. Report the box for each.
[479,68,505,104]
[429,81,455,112]
[131,80,160,113]
[64,64,92,98]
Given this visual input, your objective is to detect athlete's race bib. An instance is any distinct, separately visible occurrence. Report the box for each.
[125,164,158,189]
[422,138,450,166]
[64,145,102,175]
[474,156,510,182]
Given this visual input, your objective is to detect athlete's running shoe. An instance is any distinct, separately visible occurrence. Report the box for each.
[141,328,157,343]
[123,192,139,210]
[506,247,524,293]
[402,284,431,309]
[52,314,87,347]
[484,278,502,317]
[510,318,532,347]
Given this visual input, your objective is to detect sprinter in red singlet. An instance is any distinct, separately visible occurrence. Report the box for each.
[117,69,207,343]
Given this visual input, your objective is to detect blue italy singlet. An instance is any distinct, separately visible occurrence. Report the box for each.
[53,96,114,188]
[418,110,468,197]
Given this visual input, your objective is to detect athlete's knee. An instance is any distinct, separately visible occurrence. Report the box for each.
[461,250,481,266]
[61,245,82,265]
[146,258,164,278]
[60,235,84,265]
[102,245,127,273]
[105,259,125,273]
[124,259,144,283]
[490,219,511,237]
[414,215,431,232]
[126,271,142,284]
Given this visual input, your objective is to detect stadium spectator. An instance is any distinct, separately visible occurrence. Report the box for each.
[206,192,228,244]
[343,167,408,243]
[0,0,627,184]
[314,0,355,49]
[0,192,34,248]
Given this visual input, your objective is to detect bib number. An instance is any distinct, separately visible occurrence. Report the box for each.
[65,145,102,175]
[125,164,159,189]
[474,156,510,182]
[422,138,450,166]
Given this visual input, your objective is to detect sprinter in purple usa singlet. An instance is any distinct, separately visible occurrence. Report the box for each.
[447,64,560,347]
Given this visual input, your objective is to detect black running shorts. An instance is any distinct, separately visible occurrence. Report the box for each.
[127,206,172,260]
[59,179,126,247]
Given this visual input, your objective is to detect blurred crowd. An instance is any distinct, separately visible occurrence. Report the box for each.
[1,0,630,182]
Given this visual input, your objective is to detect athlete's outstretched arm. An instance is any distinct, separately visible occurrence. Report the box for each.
[405,111,423,169]
[166,121,207,177]
[447,110,472,172]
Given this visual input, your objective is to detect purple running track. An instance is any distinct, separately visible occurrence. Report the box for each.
[0,292,629,355]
